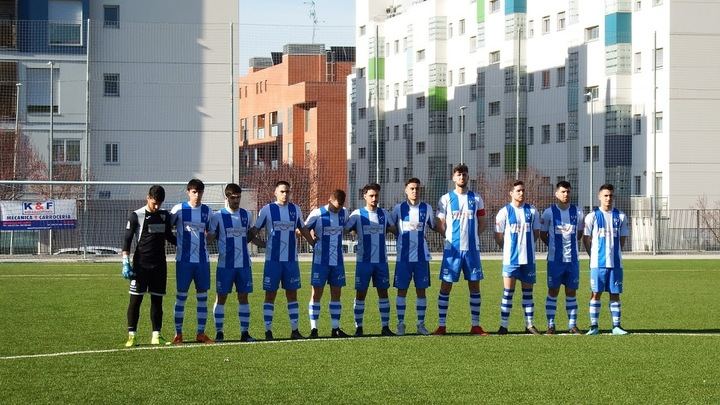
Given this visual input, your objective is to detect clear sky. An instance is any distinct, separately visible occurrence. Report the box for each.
[238,0,356,75]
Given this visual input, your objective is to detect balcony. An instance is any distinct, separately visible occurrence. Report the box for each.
[271,123,282,137]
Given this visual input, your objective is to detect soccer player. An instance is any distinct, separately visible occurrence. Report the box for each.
[389,178,436,336]
[121,185,176,347]
[252,180,313,340]
[583,183,630,335]
[345,183,397,337]
[207,183,264,342]
[305,189,351,338]
[539,181,584,335]
[494,180,541,335]
[434,164,489,336]
[170,178,214,344]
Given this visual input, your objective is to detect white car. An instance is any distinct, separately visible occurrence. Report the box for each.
[53,246,122,256]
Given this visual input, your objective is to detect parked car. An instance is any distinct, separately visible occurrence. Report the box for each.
[53,246,122,256]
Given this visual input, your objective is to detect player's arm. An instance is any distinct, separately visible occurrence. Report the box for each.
[121,212,138,279]
[477,209,487,234]
[247,227,266,248]
[582,213,593,255]
[493,210,505,248]
[164,211,177,246]
[532,207,541,241]
[619,214,629,249]
[206,216,217,243]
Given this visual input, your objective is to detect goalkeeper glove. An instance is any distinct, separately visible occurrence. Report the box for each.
[122,256,134,279]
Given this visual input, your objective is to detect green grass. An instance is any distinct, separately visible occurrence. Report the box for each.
[1,260,719,403]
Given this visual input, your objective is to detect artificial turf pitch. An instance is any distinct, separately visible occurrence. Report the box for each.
[0,259,718,403]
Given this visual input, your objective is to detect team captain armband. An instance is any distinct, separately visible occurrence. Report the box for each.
[476,209,486,217]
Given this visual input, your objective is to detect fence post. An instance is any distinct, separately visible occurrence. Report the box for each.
[697,209,700,251]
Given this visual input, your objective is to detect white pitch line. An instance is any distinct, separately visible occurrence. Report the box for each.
[2,333,720,361]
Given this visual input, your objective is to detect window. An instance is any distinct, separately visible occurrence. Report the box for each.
[585,86,599,100]
[104,143,118,164]
[459,19,466,35]
[557,67,566,87]
[489,152,501,167]
[489,50,500,64]
[416,141,426,154]
[654,0,662,5]
[359,25,366,36]
[305,142,311,157]
[489,101,500,116]
[103,73,119,96]
[584,145,600,162]
[359,107,366,119]
[557,123,566,142]
[287,143,294,164]
[542,70,551,89]
[470,84,477,101]
[448,117,454,133]
[304,109,310,132]
[635,0,642,11]
[585,26,599,42]
[634,114,642,134]
[634,176,642,195]
[655,112,663,132]
[394,40,399,54]
[470,133,477,150]
[527,126,534,145]
[490,0,500,13]
[528,73,534,92]
[542,16,551,34]
[49,0,83,45]
[416,49,425,61]
[459,68,465,85]
[359,147,366,159]
[557,12,566,31]
[394,167,400,183]
[634,52,642,72]
[104,5,119,28]
[528,20,534,37]
[448,70,453,87]
[448,23,453,38]
[358,67,365,78]
[542,125,551,144]
[53,139,80,163]
[469,36,476,53]
[416,96,425,109]
[385,42,390,57]
[26,68,59,114]
[655,48,664,69]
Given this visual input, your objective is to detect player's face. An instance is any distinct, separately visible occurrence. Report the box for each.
[187,188,203,206]
[146,198,161,213]
[598,189,614,210]
[510,185,526,204]
[453,171,468,188]
[405,182,420,202]
[275,184,290,204]
[364,189,379,209]
[328,197,343,213]
[555,186,570,204]
[226,193,241,210]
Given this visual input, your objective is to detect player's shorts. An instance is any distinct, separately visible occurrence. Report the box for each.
[310,263,346,287]
[216,266,253,295]
[547,261,580,290]
[355,262,390,291]
[394,260,431,290]
[129,263,167,296]
[590,267,623,294]
[439,248,484,283]
[502,264,537,284]
[176,261,211,292]
[263,261,301,292]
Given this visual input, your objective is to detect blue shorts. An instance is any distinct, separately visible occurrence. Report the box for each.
[502,264,537,284]
[176,261,211,292]
[216,266,253,295]
[311,263,346,287]
[263,261,301,292]
[440,249,484,283]
[355,262,390,291]
[394,261,431,290]
[590,267,623,294]
[547,261,580,290]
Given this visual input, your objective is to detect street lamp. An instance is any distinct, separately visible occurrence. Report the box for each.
[585,91,594,209]
[48,61,54,189]
[459,105,467,164]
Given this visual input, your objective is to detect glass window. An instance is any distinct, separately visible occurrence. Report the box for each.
[104,5,119,28]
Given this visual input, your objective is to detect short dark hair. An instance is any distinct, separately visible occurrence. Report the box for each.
[405,177,421,187]
[186,178,205,192]
[599,183,614,192]
[224,183,242,197]
[362,183,381,195]
[452,164,469,175]
[331,189,346,205]
[512,180,525,189]
[275,180,290,189]
[147,185,165,202]
[556,180,572,190]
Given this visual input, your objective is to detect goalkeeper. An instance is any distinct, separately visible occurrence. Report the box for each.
[121,185,177,347]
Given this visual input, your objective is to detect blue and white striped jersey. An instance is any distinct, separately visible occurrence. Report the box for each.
[306,205,346,266]
[254,202,304,262]
[540,204,584,263]
[170,202,211,264]
[391,201,434,263]
[584,208,629,269]
[209,207,253,269]
[437,191,485,252]
[495,203,540,266]
[345,207,389,264]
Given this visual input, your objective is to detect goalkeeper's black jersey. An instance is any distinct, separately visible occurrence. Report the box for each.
[123,208,176,267]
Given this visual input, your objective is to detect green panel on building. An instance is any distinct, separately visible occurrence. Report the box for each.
[504,144,527,173]
[368,57,385,80]
[428,86,447,111]
[477,0,485,23]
